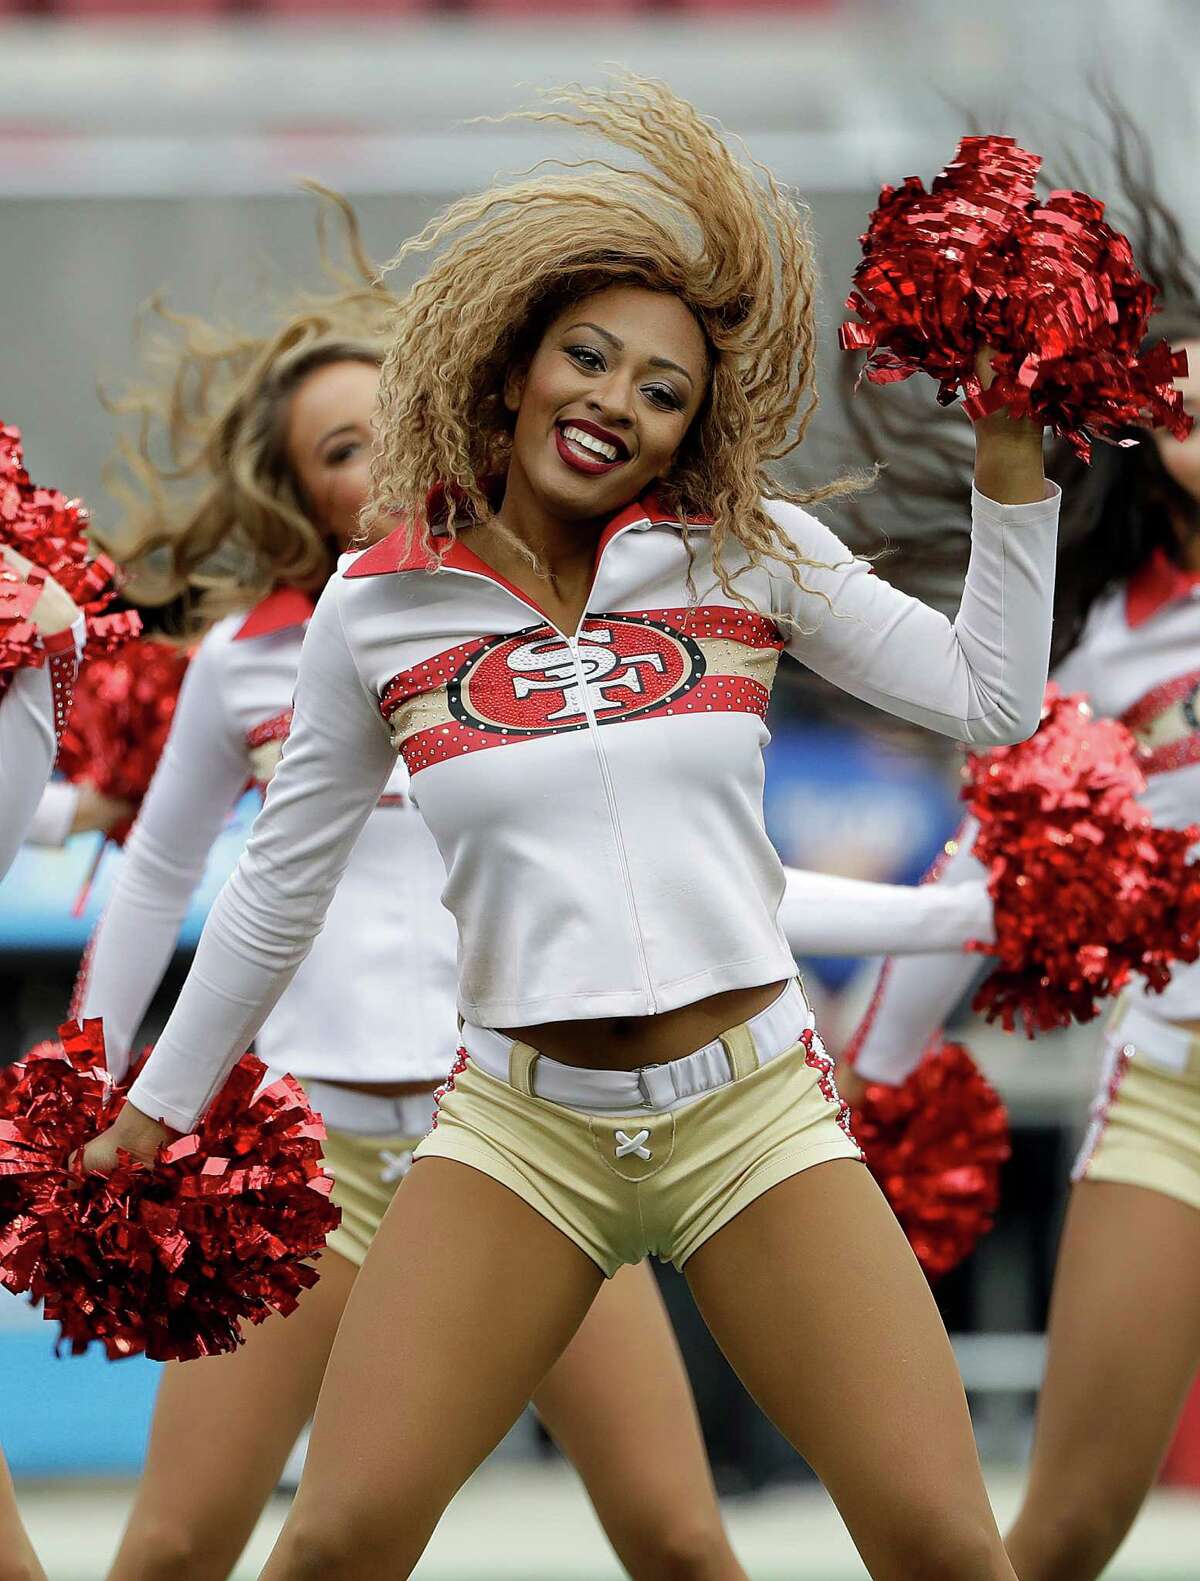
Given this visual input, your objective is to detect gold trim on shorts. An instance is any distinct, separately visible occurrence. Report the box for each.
[323,1128,426,1267]
[1073,1044,1200,1216]
[413,1038,864,1277]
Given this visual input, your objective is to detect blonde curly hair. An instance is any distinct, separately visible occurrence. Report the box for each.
[99,187,390,627]
[366,76,859,597]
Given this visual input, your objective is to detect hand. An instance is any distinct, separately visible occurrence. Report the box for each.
[71,782,136,837]
[79,1100,170,1175]
[1,545,80,637]
[834,1059,869,1109]
[970,346,1047,505]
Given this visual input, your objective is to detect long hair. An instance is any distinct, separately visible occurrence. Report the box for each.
[98,187,391,628]
[365,76,863,601]
[835,98,1200,667]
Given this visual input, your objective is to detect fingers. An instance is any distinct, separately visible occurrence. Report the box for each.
[1,544,34,575]
[30,573,80,637]
[72,786,137,836]
[74,1139,107,1176]
[1,545,80,633]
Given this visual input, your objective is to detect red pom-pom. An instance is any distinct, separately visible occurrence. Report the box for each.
[840,136,1193,461]
[0,1020,339,1362]
[0,424,141,666]
[0,563,44,677]
[0,1052,38,1242]
[966,687,1200,1033]
[56,639,191,842]
[851,1040,1010,1281]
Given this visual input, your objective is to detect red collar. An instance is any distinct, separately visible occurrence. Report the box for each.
[233,585,317,641]
[344,488,710,582]
[1125,548,1200,629]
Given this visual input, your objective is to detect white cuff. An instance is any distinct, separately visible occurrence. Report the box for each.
[25,780,81,847]
[970,479,1061,527]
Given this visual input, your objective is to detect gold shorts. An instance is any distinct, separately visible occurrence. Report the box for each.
[413,1030,865,1278]
[1072,1014,1200,1216]
[323,1126,427,1267]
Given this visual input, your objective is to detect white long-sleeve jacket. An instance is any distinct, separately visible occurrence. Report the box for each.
[0,622,81,880]
[77,588,458,1087]
[126,484,1060,1132]
[849,549,1200,1084]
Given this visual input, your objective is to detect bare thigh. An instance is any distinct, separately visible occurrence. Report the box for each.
[1007,1180,1200,1581]
[686,1160,1014,1581]
[106,1249,358,1581]
[0,1449,45,1581]
[260,1158,604,1580]
[533,1261,746,1580]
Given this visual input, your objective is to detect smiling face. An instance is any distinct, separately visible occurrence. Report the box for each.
[1154,336,1200,512]
[503,284,710,524]
[283,357,380,547]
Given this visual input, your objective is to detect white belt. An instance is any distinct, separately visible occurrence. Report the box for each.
[1107,997,1200,1076]
[263,1071,439,1137]
[461,979,815,1114]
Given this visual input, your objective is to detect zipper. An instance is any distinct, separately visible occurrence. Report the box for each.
[567,630,659,1013]
[443,523,659,1010]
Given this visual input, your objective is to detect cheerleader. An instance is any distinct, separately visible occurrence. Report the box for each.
[84,79,1060,1580]
[80,202,747,1581]
[0,547,81,1581]
[839,117,1200,1581]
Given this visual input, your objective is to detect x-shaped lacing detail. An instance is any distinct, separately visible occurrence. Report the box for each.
[379,1148,413,1184]
[614,1128,652,1160]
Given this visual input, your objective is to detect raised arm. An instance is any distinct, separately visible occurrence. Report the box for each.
[842,823,991,1086]
[74,631,252,1081]
[770,481,1060,747]
[120,584,397,1136]
[778,862,994,958]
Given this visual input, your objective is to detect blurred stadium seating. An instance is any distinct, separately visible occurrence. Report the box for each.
[5,0,836,15]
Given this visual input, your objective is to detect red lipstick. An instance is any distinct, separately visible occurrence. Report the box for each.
[554,419,629,476]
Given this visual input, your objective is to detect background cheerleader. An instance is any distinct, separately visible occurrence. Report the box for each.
[838,109,1200,1581]
[0,541,79,1581]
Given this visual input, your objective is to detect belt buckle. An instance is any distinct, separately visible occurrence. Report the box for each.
[637,1063,666,1109]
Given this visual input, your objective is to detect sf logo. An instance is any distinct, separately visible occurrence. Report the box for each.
[506,627,668,723]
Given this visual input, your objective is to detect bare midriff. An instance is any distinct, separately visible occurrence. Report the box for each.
[505,978,791,1072]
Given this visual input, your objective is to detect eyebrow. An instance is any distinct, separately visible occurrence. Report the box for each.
[317,423,361,448]
[565,321,696,387]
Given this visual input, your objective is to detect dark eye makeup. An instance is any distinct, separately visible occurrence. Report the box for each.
[566,344,606,372]
[644,384,684,412]
[564,345,685,412]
